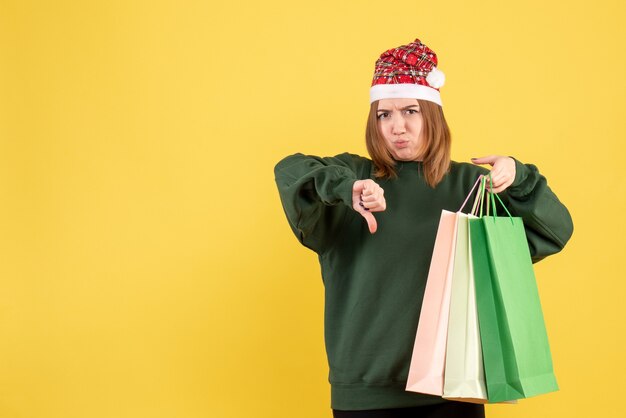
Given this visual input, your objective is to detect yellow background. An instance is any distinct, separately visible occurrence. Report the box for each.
[1,1,624,417]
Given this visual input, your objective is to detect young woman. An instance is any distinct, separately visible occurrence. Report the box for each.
[274,38,573,418]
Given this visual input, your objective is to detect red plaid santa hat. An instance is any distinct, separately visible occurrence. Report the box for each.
[370,38,445,106]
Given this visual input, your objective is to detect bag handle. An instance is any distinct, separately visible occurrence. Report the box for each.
[459,174,514,223]
[485,174,514,223]
[474,175,487,217]
[458,174,485,213]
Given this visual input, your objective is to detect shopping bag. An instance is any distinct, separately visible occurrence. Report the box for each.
[405,210,458,396]
[406,176,484,396]
[471,180,559,403]
[442,212,488,401]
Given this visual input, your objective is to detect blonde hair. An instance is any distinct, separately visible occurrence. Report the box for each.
[365,99,452,187]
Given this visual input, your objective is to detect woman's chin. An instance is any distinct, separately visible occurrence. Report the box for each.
[392,151,419,161]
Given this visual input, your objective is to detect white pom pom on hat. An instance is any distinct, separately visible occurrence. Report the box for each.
[426,67,445,89]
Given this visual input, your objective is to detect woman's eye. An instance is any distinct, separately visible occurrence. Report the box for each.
[377,113,389,120]
[406,109,419,115]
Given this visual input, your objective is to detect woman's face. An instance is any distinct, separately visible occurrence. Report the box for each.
[376,98,425,161]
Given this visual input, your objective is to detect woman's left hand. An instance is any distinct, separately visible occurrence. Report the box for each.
[471,155,516,193]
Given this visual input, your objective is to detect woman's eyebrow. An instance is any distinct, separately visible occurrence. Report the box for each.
[376,105,420,112]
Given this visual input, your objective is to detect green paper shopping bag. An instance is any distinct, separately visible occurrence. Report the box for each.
[470,176,559,403]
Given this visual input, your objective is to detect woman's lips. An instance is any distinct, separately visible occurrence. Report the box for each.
[394,141,409,148]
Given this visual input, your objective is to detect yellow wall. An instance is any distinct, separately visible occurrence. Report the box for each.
[1,1,624,417]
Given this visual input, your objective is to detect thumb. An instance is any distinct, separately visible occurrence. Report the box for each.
[471,155,498,166]
[361,211,378,234]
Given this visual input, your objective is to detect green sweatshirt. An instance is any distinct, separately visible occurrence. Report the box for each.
[274,153,573,411]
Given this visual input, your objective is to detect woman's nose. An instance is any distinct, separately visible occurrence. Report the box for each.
[391,114,406,134]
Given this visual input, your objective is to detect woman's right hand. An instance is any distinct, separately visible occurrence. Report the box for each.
[352,179,386,234]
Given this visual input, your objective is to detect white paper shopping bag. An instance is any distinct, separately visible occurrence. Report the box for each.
[443,213,487,401]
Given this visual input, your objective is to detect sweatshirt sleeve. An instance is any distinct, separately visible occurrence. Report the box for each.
[499,158,574,263]
[274,153,367,254]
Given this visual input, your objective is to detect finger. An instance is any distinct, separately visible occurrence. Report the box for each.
[361,200,385,211]
[360,199,377,208]
[486,168,505,182]
[361,191,385,204]
[362,188,383,202]
[488,172,503,188]
[485,182,501,193]
[488,178,513,194]
[361,211,378,234]
[490,172,513,188]
[362,193,381,202]
[355,179,375,191]
[352,183,368,200]
[362,185,376,196]
[360,192,386,210]
[494,179,514,193]
[471,155,498,166]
